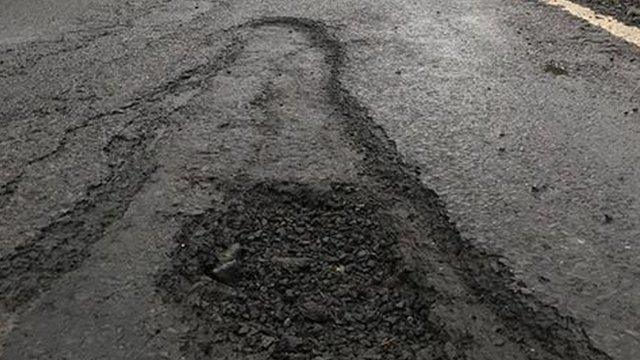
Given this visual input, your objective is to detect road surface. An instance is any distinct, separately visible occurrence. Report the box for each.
[0,0,639,359]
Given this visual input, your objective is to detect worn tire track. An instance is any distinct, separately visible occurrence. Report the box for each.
[0,36,245,312]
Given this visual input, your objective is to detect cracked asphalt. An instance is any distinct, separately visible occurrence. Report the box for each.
[0,0,639,359]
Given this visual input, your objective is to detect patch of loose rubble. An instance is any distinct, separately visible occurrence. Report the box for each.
[157,182,449,360]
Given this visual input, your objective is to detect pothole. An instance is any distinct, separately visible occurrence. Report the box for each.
[157,182,449,360]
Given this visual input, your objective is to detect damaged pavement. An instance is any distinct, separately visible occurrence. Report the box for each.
[1,0,639,359]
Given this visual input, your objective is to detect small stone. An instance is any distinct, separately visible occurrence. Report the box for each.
[260,336,276,349]
[543,61,568,76]
[272,256,312,272]
[627,6,640,17]
[211,260,239,284]
[301,301,329,323]
[313,356,333,360]
[219,243,240,263]
[384,316,399,324]
[237,325,250,335]
[400,350,413,360]
[520,287,533,295]
[363,352,382,360]
[285,289,296,301]
[444,342,457,358]
[275,335,304,353]
[416,347,437,360]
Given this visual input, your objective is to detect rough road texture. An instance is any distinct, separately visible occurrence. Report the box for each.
[0,0,639,359]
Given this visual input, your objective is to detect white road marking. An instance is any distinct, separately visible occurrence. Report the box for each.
[542,0,640,47]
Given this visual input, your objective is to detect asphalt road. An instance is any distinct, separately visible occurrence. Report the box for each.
[0,0,639,359]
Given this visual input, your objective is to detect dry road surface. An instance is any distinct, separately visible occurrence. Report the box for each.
[1,0,639,359]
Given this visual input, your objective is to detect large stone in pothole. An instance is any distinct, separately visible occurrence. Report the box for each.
[271,256,312,272]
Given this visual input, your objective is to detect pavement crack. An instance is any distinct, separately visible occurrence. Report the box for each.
[0,34,248,314]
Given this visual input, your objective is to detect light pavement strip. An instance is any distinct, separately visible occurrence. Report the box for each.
[543,0,640,47]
